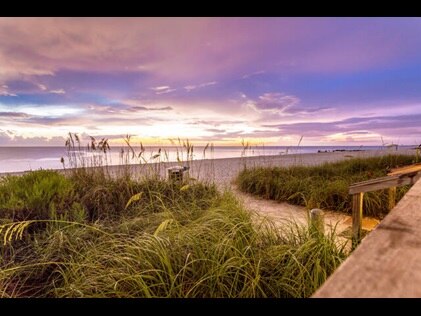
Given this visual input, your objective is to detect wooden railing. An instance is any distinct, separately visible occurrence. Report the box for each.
[313,177,421,297]
[349,163,421,249]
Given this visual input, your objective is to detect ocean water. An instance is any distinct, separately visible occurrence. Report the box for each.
[0,145,408,173]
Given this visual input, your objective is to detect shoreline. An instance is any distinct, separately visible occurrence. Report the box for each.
[0,150,345,176]
[0,148,417,187]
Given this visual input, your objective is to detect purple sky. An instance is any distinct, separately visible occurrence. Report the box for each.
[1,17,421,146]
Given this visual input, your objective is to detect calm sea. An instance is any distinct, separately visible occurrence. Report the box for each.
[0,145,408,173]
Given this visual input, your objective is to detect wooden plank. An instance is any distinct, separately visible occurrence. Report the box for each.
[388,186,396,211]
[349,172,421,194]
[313,179,421,298]
[388,163,421,176]
[352,192,364,249]
[351,174,394,186]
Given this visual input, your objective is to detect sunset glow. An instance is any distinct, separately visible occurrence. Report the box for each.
[1,17,421,146]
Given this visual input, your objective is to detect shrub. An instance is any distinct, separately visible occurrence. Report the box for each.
[0,170,75,221]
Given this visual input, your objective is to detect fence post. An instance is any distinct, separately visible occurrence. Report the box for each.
[352,192,364,249]
[388,186,396,211]
[310,208,325,235]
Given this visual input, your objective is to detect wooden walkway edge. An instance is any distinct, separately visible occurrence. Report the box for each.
[313,177,421,298]
[349,164,421,248]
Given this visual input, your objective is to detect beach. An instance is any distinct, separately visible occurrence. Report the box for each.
[2,148,411,242]
[1,148,416,187]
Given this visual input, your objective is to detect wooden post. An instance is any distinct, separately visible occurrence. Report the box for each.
[352,192,364,249]
[310,208,325,235]
[388,186,396,211]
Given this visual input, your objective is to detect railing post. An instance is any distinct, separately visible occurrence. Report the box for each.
[310,208,325,235]
[352,192,364,250]
[388,186,396,211]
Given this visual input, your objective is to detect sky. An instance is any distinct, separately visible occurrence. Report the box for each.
[1,17,421,147]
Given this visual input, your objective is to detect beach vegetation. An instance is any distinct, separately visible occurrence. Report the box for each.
[0,171,346,298]
[237,154,416,218]
[0,135,347,297]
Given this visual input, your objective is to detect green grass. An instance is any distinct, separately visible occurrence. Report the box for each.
[0,169,346,298]
[0,170,76,222]
[237,154,417,218]
[0,169,218,223]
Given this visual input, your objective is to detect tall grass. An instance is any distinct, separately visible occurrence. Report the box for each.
[0,135,348,297]
[63,133,216,185]
[237,154,416,218]
[0,189,346,298]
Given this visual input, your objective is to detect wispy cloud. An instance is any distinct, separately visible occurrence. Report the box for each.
[151,86,170,91]
[0,85,17,96]
[262,114,421,143]
[156,89,176,95]
[150,86,176,95]
[189,119,245,126]
[0,111,30,118]
[37,84,47,91]
[284,106,332,115]
[49,89,65,94]
[242,70,265,79]
[129,106,173,111]
[184,81,217,92]
[247,92,300,113]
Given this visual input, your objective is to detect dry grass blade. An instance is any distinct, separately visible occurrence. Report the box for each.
[125,192,144,210]
[180,185,190,191]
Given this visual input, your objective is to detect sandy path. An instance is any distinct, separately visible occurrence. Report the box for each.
[232,186,308,225]
[194,149,407,238]
[232,185,379,237]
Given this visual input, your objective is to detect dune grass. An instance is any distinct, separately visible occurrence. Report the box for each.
[0,134,349,297]
[0,167,346,298]
[237,154,417,218]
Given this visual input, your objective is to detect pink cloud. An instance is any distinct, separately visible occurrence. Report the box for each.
[0,18,312,83]
[1,18,420,146]
[1,17,419,84]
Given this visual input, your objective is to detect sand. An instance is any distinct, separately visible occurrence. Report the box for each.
[1,148,415,184]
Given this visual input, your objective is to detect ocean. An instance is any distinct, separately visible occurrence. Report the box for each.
[0,145,409,173]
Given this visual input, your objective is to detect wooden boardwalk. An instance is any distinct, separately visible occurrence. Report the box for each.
[349,163,421,248]
[313,177,421,298]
